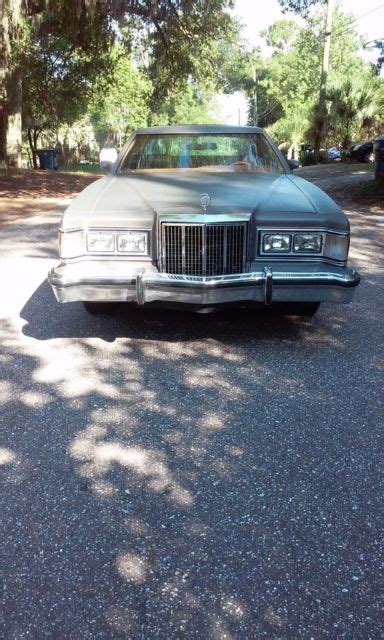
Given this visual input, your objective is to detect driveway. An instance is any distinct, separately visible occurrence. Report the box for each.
[1,173,383,638]
[296,163,375,195]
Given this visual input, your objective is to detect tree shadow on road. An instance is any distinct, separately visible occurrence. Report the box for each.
[3,297,383,638]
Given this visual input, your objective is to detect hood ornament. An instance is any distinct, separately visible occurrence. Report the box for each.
[200,193,211,211]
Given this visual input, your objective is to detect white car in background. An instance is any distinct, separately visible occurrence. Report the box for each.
[99,147,118,169]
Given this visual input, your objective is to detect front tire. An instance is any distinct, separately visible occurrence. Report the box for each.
[290,302,321,316]
[273,302,321,317]
[82,301,117,314]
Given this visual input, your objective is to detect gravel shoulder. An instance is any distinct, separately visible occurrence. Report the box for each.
[0,169,102,227]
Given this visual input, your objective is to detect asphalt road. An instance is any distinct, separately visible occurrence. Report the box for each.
[1,187,383,638]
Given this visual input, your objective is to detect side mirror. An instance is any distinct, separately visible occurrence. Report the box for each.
[287,159,300,171]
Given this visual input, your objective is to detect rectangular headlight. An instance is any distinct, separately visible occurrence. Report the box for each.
[86,232,115,253]
[263,233,291,253]
[117,232,148,254]
[293,233,322,253]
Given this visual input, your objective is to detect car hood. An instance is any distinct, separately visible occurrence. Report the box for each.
[62,170,345,231]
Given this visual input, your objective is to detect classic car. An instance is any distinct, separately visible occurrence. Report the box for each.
[48,125,360,316]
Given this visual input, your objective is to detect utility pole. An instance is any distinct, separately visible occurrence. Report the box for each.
[253,62,258,126]
[247,51,258,127]
[314,0,334,155]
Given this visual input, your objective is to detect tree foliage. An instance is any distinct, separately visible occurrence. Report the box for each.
[326,78,384,148]
[1,0,382,168]
[0,0,238,166]
[260,6,383,155]
[19,6,115,165]
[277,0,325,15]
[89,48,152,147]
[260,20,299,52]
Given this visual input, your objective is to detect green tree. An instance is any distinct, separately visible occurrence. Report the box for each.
[1,0,114,167]
[90,48,152,149]
[277,0,325,16]
[277,0,332,153]
[326,79,384,150]
[261,8,377,154]
[260,20,299,53]
[20,10,114,167]
[149,80,221,126]
[1,0,239,168]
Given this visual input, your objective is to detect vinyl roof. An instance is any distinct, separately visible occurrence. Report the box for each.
[134,125,265,135]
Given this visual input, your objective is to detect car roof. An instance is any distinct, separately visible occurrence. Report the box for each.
[133,125,265,135]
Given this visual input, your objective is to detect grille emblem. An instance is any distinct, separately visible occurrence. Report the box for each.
[200,193,211,211]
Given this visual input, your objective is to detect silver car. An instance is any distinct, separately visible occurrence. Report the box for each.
[48,125,360,316]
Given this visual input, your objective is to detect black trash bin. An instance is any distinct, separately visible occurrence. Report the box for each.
[36,149,58,170]
[373,135,384,180]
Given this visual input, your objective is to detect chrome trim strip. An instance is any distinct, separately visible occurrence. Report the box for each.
[49,267,360,290]
[182,225,186,273]
[202,224,207,275]
[136,271,145,305]
[263,267,273,304]
[159,213,252,224]
[255,256,345,266]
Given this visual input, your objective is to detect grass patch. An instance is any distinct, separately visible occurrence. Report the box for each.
[347,179,384,211]
[59,164,103,174]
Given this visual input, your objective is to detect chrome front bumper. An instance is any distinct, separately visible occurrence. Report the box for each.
[48,260,360,306]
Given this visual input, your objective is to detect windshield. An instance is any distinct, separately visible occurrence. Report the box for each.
[119,133,285,174]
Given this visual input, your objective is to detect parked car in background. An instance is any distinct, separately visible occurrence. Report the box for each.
[48,125,360,318]
[346,140,375,163]
[327,147,341,161]
[99,147,118,169]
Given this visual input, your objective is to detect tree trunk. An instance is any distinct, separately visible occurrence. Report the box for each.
[0,14,8,169]
[314,0,334,156]
[28,128,37,168]
[374,137,384,182]
[0,93,7,169]
[27,127,42,168]
[6,68,22,167]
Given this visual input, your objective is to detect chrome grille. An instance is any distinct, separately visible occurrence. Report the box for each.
[161,223,247,276]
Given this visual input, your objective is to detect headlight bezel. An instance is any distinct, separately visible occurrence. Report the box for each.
[259,229,349,262]
[59,228,151,259]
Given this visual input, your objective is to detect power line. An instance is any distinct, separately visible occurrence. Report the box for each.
[323,4,384,39]
[364,37,384,46]
[346,4,384,28]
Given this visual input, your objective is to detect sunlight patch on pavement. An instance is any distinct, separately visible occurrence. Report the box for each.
[0,447,17,465]
[197,411,226,431]
[69,426,194,507]
[116,552,151,583]
[34,343,118,397]
[0,259,55,318]
[221,596,246,619]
